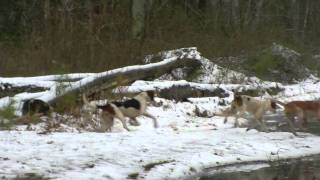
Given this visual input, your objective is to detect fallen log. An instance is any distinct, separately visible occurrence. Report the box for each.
[44,47,201,104]
[0,47,202,115]
[114,80,284,101]
[0,73,94,98]
[0,84,49,99]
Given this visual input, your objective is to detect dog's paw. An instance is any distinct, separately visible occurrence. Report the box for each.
[129,119,140,126]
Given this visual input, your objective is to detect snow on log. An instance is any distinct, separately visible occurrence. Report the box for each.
[0,47,202,115]
[114,80,284,101]
[43,47,201,103]
[0,73,97,98]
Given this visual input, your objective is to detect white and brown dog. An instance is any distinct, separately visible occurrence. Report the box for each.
[223,94,277,132]
[83,91,158,132]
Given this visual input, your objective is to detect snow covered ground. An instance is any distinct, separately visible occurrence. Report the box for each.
[1,95,320,179]
[1,47,320,179]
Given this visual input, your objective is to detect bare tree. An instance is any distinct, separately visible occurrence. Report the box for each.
[132,0,146,40]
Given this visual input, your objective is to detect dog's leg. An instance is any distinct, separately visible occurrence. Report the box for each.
[129,118,141,126]
[235,106,248,128]
[284,106,299,136]
[113,108,130,131]
[246,118,258,131]
[234,115,239,127]
[100,113,114,132]
[223,107,234,124]
[143,112,158,128]
[234,111,243,128]
[255,109,268,132]
[295,108,307,131]
[258,117,268,132]
[288,119,298,136]
[285,113,298,136]
[301,110,308,127]
[223,116,228,124]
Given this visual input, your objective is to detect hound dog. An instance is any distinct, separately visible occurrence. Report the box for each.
[223,95,277,132]
[275,100,320,132]
[82,94,130,131]
[83,91,158,131]
[111,91,158,128]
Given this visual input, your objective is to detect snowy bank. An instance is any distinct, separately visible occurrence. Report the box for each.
[1,126,320,179]
[1,97,320,179]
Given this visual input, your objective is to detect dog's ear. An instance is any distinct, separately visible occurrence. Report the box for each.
[271,101,277,110]
[146,91,155,101]
[234,95,243,106]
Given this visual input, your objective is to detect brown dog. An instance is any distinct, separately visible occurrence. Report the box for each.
[275,100,320,132]
[224,95,277,131]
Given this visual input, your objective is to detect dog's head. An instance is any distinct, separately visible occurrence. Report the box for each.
[139,91,155,102]
[233,95,243,107]
[270,100,277,113]
[97,104,115,115]
[146,91,155,101]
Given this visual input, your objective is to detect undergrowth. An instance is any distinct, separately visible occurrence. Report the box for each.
[0,100,17,130]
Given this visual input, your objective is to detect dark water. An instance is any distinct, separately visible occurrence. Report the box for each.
[199,157,320,180]
[199,114,320,180]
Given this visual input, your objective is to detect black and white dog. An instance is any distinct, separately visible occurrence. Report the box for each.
[83,91,158,132]
[83,94,130,131]
[112,91,158,128]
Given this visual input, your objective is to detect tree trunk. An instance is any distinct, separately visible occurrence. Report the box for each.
[88,0,95,67]
[231,0,240,29]
[251,0,264,30]
[244,0,252,27]
[302,0,310,41]
[132,0,146,40]
[290,0,300,40]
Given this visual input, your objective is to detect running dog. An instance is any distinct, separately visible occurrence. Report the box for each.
[83,91,158,131]
[111,91,158,128]
[223,95,277,131]
[275,100,320,131]
[82,94,130,131]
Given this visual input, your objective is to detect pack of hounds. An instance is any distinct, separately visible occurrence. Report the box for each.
[82,90,320,136]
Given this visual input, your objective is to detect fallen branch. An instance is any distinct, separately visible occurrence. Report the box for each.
[0,47,202,115]
[114,80,284,101]
[143,160,175,171]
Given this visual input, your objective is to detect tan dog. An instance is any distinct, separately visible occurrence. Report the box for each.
[275,100,320,131]
[224,95,277,131]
